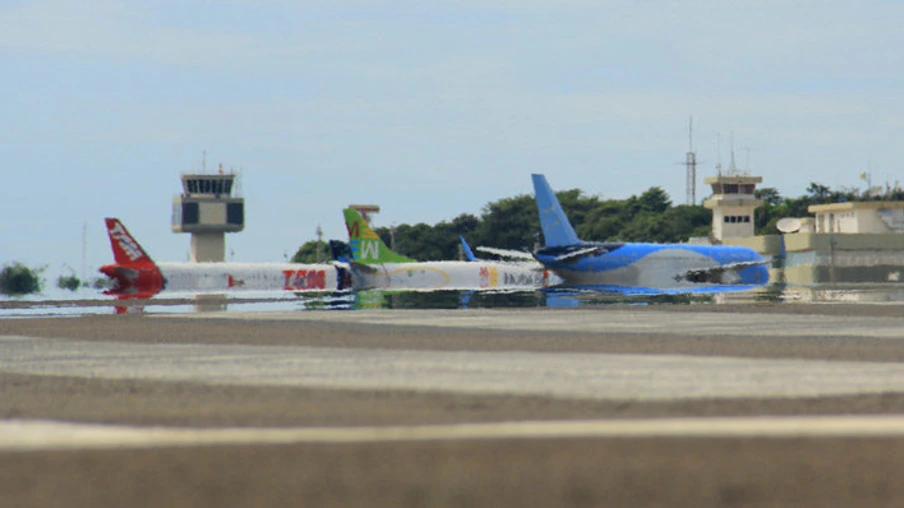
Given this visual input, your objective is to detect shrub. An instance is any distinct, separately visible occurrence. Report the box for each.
[0,262,43,296]
[57,274,81,291]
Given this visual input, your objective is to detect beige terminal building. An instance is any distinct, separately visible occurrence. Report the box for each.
[701,170,904,286]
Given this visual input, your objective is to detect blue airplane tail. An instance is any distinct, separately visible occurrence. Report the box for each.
[459,236,477,261]
[531,174,581,247]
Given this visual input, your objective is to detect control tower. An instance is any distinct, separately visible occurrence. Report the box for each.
[171,167,244,262]
[703,171,762,242]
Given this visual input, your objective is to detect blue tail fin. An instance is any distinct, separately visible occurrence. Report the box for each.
[531,174,581,247]
[460,236,477,261]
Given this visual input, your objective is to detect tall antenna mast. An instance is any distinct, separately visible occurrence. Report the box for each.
[685,116,697,205]
[715,133,723,176]
[728,131,738,174]
[315,224,324,263]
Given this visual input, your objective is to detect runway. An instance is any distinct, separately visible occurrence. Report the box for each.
[3,304,904,506]
[5,335,904,401]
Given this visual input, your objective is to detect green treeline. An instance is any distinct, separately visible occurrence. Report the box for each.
[293,182,902,263]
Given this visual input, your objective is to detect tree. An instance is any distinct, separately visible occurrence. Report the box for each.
[292,241,331,263]
[661,205,711,242]
[57,274,81,291]
[449,213,479,234]
[476,194,540,251]
[578,200,627,241]
[755,187,783,234]
[756,187,783,207]
[0,262,43,295]
[806,182,832,202]
[637,187,672,214]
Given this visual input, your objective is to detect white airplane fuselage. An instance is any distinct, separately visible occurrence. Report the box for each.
[155,262,348,293]
[352,261,557,291]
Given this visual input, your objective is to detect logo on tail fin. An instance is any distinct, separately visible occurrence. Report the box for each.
[342,208,416,264]
[100,218,164,296]
[106,219,147,263]
[361,240,380,260]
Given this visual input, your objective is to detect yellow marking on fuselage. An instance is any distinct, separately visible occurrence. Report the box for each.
[387,266,451,287]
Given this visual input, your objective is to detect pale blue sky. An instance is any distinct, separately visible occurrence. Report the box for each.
[2,0,902,280]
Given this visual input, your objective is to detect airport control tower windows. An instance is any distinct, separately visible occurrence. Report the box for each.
[182,202,199,224]
[227,203,244,225]
[184,177,235,196]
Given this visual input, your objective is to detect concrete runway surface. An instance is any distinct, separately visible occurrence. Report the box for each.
[4,304,904,506]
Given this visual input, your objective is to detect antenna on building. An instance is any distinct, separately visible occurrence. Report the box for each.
[728,132,738,175]
[685,116,697,205]
[202,149,207,173]
[715,133,723,176]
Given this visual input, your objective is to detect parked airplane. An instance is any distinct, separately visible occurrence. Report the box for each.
[343,208,553,291]
[530,174,770,290]
[99,218,350,298]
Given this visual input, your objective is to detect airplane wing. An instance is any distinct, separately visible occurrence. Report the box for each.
[553,247,602,263]
[350,261,380,274]
[474,246,535,261]
[679,259,769,284]
[109,266,141,280]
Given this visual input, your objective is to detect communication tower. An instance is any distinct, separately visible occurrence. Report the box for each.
[685,117,697,206]
[172,164,244,262]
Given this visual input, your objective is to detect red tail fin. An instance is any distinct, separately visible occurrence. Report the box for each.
[105,218,154,265]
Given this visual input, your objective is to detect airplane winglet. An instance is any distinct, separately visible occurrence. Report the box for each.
[460,236,477,261]
[531,174,581,247]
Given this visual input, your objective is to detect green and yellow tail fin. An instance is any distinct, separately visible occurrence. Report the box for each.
[343,208,416,264]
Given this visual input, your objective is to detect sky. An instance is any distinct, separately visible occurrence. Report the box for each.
[2,0,903,281]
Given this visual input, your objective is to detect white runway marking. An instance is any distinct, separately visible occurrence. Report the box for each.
[5,415,904,451]
[5,335,904,401]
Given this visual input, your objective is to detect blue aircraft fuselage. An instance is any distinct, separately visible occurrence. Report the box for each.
[534,241,770,289]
